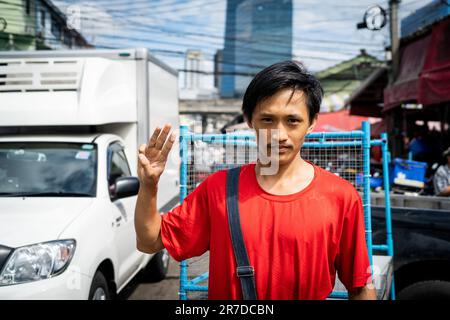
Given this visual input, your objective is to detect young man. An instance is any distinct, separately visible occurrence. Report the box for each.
[135,61,376,300]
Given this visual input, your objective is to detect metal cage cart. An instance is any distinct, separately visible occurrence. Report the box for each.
[177,121,395,300]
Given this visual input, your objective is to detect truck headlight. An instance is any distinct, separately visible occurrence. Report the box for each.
[0,240,76,286]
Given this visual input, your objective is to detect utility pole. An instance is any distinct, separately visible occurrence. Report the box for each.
[389,0,401,83]
[388,0,402,158]
[354,2,403,155]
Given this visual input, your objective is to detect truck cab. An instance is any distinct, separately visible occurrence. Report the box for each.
[0,48,179,299]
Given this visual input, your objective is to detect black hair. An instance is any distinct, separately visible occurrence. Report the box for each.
[242,60,323,124]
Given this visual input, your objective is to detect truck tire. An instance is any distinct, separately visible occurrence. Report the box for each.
[88,271,111,300]
[397,280,450,300]
[142,249,170,282]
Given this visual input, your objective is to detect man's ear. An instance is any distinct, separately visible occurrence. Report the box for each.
[244,115,253,129]
[306,115,318,134]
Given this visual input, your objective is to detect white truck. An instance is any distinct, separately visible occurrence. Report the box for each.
[0,48,180,299]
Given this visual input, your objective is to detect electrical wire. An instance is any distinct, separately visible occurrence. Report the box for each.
[0,0,388,49]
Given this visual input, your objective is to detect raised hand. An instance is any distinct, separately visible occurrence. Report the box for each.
[138,124,176,187]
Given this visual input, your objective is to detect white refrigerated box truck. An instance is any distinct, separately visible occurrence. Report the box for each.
[0,48,180,299]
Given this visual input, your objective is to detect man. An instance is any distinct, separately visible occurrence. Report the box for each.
[434,147,450,197]
[134,61,376,300]
[408,126,430,163]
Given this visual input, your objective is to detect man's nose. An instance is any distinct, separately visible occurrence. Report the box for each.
[271,126,288,143]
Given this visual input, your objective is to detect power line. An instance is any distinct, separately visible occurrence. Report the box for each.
[0,0,387,50]
[3,15,373,63]
[119,14,385,48]
[0,14,379,56]
[0,0,389,71]
[0,30,379,79]
[79,0,392,15]
[0,31,293,72]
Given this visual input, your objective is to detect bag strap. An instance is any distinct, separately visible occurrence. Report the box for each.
[226,166,258,300]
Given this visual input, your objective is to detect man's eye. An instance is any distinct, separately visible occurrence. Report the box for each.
[288,119,300,124]
[261,118,272,123]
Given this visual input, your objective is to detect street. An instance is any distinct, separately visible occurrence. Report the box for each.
[120,253,210,300]
[1,0,450,302]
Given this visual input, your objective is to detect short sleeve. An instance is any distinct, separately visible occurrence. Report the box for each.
[335,190,372,291]
[160,177,210,262]
[434,167,447,195]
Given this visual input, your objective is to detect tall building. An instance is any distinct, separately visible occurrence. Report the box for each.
[184,50,202,90]
[220,0,293,98]
[180,49,218,100]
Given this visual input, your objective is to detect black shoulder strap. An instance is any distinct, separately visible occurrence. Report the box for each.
[226,166,258,300]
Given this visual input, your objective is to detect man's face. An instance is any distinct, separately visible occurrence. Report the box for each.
[246,88,317,167]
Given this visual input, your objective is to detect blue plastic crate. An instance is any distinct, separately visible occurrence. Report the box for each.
[356,173,383,189]
[389,158,427,188]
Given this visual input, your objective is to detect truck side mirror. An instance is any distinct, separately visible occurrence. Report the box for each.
[113,177,140,200]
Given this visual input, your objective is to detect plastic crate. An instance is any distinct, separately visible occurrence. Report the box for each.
[389,158,427,188]
[356,173,383,189]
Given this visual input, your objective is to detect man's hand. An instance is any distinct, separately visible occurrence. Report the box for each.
[134,124,175,254]
[138,124,176,188]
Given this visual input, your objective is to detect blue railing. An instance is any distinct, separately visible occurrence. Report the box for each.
[177,121,395,300]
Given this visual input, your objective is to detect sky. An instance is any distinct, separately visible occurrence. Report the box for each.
[53,0,429,90]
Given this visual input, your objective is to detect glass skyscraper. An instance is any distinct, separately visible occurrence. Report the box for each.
[220,0,293,98]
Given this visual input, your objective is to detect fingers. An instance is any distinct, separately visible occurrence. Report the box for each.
[141,124,175,162]
[161,132,176,159]
[147,127,162,148]
[154,124,172,150]
[138,153,150,168]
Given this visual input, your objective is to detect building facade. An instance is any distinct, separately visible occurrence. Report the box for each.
[219,0,293,98]
[180,49,219,100]
[0,0,90,51]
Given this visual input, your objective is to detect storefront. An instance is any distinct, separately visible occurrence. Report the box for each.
[347,15,450,160]
[383,17,450,158]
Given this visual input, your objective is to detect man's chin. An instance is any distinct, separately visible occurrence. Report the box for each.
[261,154,296,166]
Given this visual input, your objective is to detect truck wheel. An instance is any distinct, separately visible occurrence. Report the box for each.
[142,249,170,282]
[89,271,111,300]
[397,280,450,300]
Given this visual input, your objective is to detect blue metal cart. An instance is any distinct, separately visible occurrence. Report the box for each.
[177,121,395,300]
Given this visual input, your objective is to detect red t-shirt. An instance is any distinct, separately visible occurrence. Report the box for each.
[161,162,371,300]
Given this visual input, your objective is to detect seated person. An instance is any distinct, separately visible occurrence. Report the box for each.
[434,147,450,197]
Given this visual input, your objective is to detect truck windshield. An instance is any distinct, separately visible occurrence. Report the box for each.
[0,142,97,197]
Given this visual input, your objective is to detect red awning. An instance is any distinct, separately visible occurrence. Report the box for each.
[419,18,450,105]
[313,109,369,132]
[383,17,450,110]
[383,34,431,110]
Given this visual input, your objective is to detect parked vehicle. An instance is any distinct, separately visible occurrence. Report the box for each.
[371,193,450,299]
[0,48,180,299]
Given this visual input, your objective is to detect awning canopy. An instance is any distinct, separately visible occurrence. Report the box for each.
[420,18,450,105]
[383,34,431,110]
[383,17,450,111]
